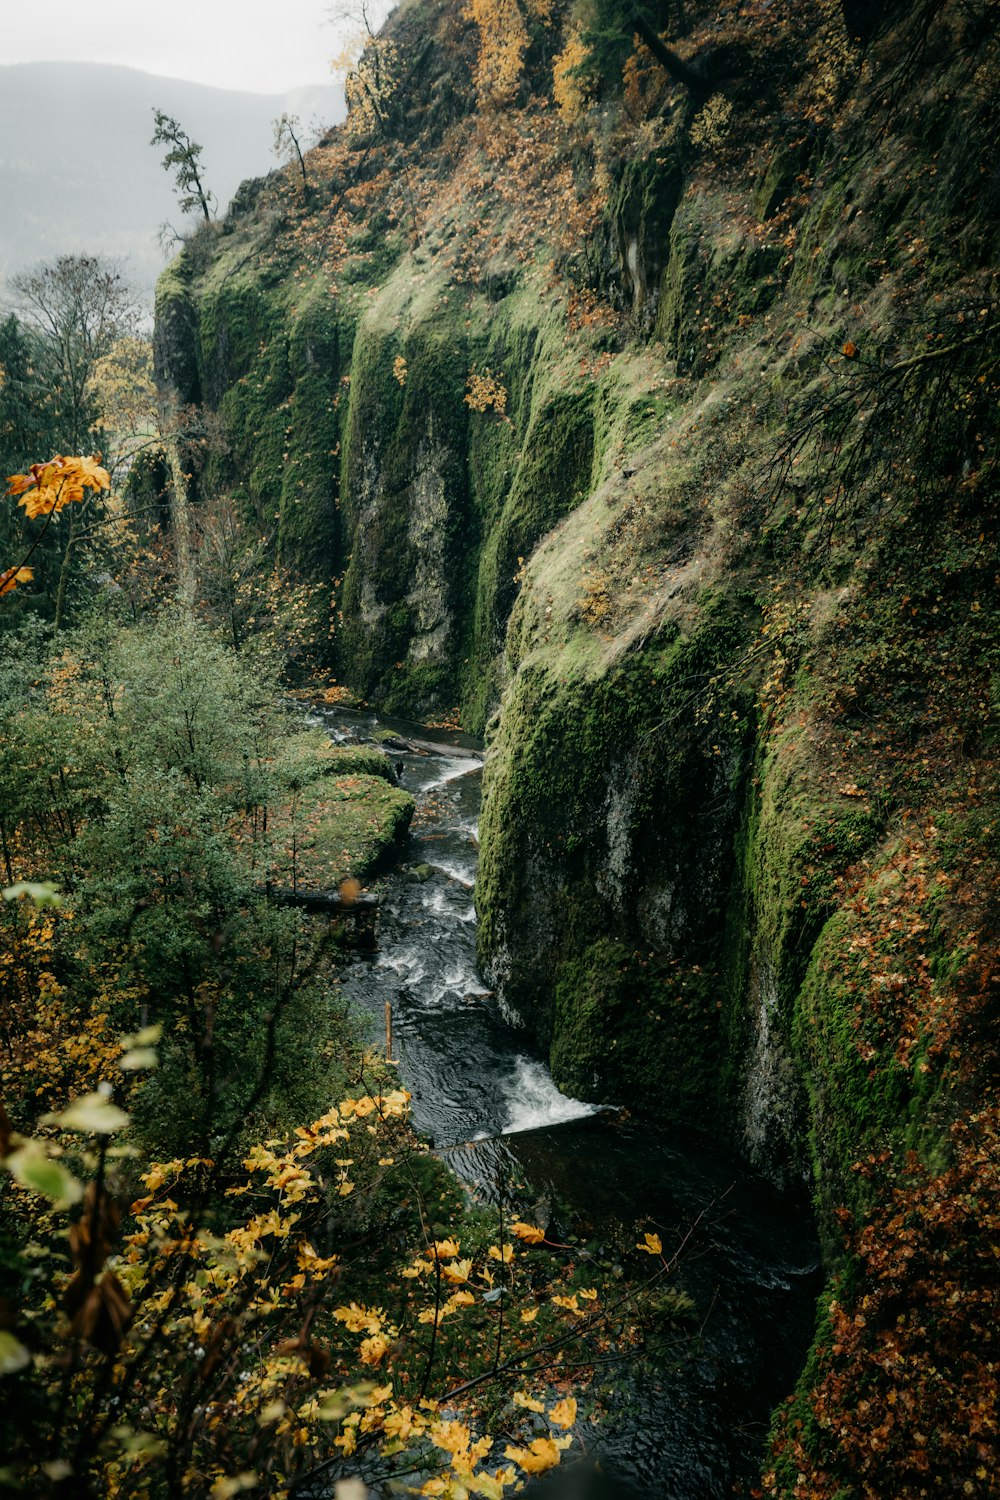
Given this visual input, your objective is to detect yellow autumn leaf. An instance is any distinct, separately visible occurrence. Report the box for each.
[513,1390,545,1413]
[636,1232,663,1256]
[430,1417,474,1459]
[519,1307,539,1323]
[504,1437,562,1475]
[384,1404,422,1441]
[488,1243,514,1264]
[333,1303,383,1334]
[548,1397,577,1429]
[442,1257,473,1285]
[0,566,32,597]
[469,1467,515,1500]
[510,1221,545,1244]
[359,1333,390,1365]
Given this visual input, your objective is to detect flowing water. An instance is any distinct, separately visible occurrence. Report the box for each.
[313,704,821,1500]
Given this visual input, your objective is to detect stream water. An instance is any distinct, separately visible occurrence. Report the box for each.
[313,704,821,1500]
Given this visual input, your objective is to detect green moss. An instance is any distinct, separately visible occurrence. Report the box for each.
[272,772,414,890]
[277,290,343,577]
[278,729,397,785]
[550,938,719,1115]
[466,386,595,727]
[655,187,785,373]
[336,306,471,706]
[753,138,814,223]
[605,143,685,329]
[477,599,755,1127]
[154,256,203,406]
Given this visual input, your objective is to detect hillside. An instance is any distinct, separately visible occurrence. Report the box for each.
[0,63,344,300]
[146,0,1000,1493]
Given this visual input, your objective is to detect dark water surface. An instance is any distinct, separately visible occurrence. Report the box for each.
[313,705,820,1500]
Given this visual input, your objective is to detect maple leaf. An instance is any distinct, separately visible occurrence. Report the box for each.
[7,455,110,520]
[510,1221,545,1244]
[0,566,33,597]
[548,1397,577,1429]
[636,1232,663,1255]
[503,1437,562,1475]
[442,1257,473,1285]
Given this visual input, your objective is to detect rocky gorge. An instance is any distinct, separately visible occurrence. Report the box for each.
[145,1,1000,1490]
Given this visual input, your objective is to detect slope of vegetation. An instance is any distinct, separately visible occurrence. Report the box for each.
[2,0,998,1494]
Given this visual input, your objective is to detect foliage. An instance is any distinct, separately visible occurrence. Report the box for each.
[464,370,509,416]
[765,1109,1000,1499]
[109,1,1000,1495]
[10,256,141,452]
[688,95,734,152]
[0,1013,683,1497]
[0,611,688,1494]
[465,0,532,108]
[552,24,594,123]
[86,338,158,481]
[0,455,111,601]
[330,2,401,139]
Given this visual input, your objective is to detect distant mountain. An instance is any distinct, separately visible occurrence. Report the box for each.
[0,63,345,306]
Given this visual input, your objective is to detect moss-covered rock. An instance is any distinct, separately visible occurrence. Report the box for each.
[478,600,756,1125]
[268,730,413,888]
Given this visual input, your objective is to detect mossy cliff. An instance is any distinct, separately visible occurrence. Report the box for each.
[154,0,999,1489]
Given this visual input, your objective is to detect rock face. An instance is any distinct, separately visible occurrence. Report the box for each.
[155,0,998,1305]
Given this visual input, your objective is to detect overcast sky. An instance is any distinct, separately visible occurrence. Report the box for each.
[4,0,373,95]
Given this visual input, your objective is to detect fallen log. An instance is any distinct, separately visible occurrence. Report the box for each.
[257,884,380,948]
[261,886,380,913]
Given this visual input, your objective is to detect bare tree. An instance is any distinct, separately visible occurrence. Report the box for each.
[9,255,141,626]
[11,255,140,452]
[273,112,314,200]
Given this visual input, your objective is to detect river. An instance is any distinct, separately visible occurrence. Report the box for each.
[313,704,820,1500]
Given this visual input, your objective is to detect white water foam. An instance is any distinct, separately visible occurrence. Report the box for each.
[501,1056,598,1135]
[424,759,481,791]
[421,887,476,924]
[431,857,476,888]
[376,950,427,986]
[426,964,491,1006]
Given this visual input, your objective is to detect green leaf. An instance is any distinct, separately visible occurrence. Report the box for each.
[2,881,62,908]
[55,1093,129,1135]
[0,1330,31,1376]
[5,1142,83,1206]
